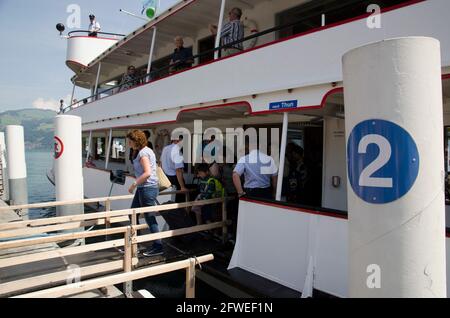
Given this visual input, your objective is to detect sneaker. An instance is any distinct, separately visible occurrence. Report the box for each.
[116,247,142,255]
[142,246,163,257]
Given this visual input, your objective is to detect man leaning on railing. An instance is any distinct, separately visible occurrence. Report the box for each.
[209,7,244,57]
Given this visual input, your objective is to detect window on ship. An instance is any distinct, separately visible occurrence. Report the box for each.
[276,0,414,40]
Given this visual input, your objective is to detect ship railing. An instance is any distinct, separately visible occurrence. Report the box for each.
[67,30,126,39]
[61,11,348,113]
[0,191,231,297]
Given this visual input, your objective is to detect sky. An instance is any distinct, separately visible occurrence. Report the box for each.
[0,0,178,112]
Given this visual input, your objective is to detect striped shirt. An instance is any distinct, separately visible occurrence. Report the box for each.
[221,20,244,50]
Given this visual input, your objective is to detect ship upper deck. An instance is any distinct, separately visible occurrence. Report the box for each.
[64,0,450,128]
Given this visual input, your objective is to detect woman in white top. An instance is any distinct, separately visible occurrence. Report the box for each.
[126,130,162,257]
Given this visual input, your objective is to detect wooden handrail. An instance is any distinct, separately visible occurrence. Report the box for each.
[0,222,226,268]
[0,193,229,298]
[0,197,226,235]
[0,189,194,212]
[13,254,214,298]
[0,260,123,297]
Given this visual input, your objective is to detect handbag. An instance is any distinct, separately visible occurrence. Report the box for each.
[157,165,171,191]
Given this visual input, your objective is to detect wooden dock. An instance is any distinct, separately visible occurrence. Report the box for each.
[0,192,223,298]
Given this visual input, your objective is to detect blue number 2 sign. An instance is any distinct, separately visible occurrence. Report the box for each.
[347,119,419,204]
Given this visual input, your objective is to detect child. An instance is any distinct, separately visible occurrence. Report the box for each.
[192,163,224,225]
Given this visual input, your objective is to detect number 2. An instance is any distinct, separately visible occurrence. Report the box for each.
[358,134,393,188]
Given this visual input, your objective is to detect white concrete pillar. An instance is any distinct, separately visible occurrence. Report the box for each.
[54,115,84,218]
[5,125,28,218]
[0,132,9,201]
[343,37,446,297]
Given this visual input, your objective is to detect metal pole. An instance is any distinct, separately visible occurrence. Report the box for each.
[94,62,102,99]
[105,129,113,170]
[85,131,92,163]
[214,0,227,60]
[146,27,157,78]
[70,83,76,108]
[275,112,288,201]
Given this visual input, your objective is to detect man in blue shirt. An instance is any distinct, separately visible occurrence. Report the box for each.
[170,36,194,73]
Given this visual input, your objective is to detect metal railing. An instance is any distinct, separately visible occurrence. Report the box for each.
[68,30,126,38]
[0,191,230,297]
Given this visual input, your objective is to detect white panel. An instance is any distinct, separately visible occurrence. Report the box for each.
[322,117,347,211]
[314,217,348,297]
[229,200,310,292]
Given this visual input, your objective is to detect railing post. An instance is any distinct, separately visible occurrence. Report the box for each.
[214,0,227,60]
[94,62,102,100]
[131,209,138,260]
[185,258,196,298]
[105,199,111,241]
[123,226,133,298]
[222,198,227,243]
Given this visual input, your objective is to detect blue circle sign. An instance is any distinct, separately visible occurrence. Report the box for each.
[347,119,419,204]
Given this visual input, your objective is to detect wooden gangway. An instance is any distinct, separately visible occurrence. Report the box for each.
[0,190,230,298]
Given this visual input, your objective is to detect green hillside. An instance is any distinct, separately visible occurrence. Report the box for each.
[0,109,56,150]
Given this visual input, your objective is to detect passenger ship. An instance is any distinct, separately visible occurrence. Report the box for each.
[60,0,450,297]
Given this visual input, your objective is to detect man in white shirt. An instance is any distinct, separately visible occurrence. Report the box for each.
[160,135,187,202]
[233,141,278,200]
[88,14,101,37]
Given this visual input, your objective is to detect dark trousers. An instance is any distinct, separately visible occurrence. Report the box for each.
[244,187,273,200]
[168,175,185,203]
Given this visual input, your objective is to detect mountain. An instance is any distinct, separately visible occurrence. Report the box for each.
[0,109,56,150]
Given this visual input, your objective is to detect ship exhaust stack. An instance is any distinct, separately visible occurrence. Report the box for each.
[54,115,84,221]
[5,125,28,219]
[343,37,447,297]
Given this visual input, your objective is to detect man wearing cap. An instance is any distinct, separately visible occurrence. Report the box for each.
[88,14,101,37]
[160,134,187,202]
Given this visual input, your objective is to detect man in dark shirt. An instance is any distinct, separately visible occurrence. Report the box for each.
[170,36,194,73]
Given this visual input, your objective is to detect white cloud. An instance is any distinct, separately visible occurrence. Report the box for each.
[32,95,71,111]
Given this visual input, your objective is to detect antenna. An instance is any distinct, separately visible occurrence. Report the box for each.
[119,9,148,21]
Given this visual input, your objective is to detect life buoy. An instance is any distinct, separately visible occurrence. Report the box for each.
[243,18,258,50]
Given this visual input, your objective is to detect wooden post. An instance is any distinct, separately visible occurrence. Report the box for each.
[222,199,227,244]
[105,199,111,241]
[131,210,138,260]
[185,258,195,298]
[123,227,133,297]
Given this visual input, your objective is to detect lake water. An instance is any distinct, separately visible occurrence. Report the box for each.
[25,150,56,219]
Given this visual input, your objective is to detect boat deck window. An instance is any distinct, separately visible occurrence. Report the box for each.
[276,0,413,39]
